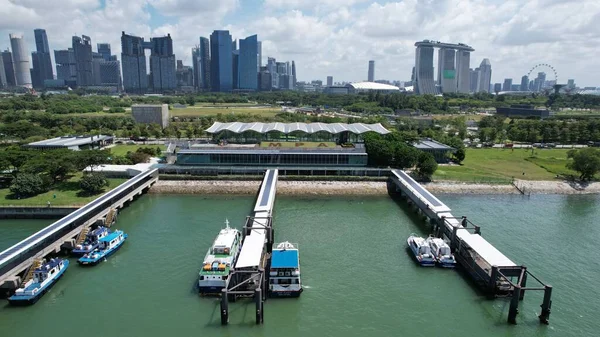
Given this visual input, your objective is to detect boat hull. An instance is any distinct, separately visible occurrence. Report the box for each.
[78,236,126,266]
[438,261,456,268]
[8,260,69,306]
[198,286,225,294]
[269,289,303,298]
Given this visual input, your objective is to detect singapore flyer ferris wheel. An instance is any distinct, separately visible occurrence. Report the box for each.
[526,63,558,90]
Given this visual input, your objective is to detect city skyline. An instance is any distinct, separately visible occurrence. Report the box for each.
[0,1,597,87]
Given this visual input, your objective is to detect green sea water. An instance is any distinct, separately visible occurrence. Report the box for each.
[0,193,598,337]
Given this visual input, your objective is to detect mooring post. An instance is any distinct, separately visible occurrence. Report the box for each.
[461,216,468,228]
[474,225,481,235]
[539,285,552,325]
[519,267,528,301]
[488,266,499,299]
[220,288,229,325]
[507,285,521,324]
[255,288,263,324]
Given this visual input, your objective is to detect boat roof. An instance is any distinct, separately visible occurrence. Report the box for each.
[461,234,516,267]
[235,231,266,269]
[99,231,122,242]
[271,249,299,268]
[35,258,62,272]
[90,227,107,235]
[213,228,239,248]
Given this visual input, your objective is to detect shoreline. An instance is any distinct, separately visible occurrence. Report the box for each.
[149,179,600,195]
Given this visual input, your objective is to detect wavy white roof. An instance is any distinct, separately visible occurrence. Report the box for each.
[348,82,400,91]
[205,122,390,134]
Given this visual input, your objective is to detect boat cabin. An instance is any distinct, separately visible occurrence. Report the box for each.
[269,248,300,285]
[430,239,451,257]
[211,229,240,256]
[411,238,431,256]
[98,231,124,250]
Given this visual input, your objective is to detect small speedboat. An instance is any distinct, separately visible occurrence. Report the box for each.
[8,258,69,305]
[269,242,303,297]
[426,237,456,268]
[71,226,110,256]
[78,230,128,266]
[407,234,436,267]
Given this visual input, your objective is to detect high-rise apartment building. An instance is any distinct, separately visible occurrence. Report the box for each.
[176,60,193,88]
[368,60,375,82]
[327,76,333,87]
[502,78,513,91]
[199,37,211,91]
[210,30,233,92]
[477,58,492,93]
[72,35,93,87]
[438,48,456,93]
[533,72,546,92]
[150,34,176,91]
[238,34,258,90]
[520,75,529,91]
[9,34,32,88]
[31,29,53,88]
[121,32,148,93]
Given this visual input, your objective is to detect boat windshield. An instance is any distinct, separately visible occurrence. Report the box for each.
[212,246,229,255]
[439,246,451,256]
[419,245,431,255]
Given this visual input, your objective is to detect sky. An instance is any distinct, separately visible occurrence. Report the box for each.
[0,0,599,87]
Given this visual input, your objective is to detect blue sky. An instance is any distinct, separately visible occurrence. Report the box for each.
[1,0,599,86]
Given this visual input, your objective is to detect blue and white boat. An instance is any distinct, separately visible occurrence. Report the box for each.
[269,242,303,297]
[78,230,128,266]
[426,237,456,268]
[8,258,69,305]
[407,234,436,267]
[71,226,110,256]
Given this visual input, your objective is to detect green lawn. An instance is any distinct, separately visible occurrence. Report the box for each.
[0,174,128,207]
[171,106,280,117]
[433,148,577,182]
[109,144,165,157]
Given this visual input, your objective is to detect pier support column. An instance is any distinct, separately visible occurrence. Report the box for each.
[220,289,229,325]
[519,267,527,301]
[538,285,552,325]
[507,285,521,324]
[488,266,498,299]
[451,226,458,250]
[255,288,263,324]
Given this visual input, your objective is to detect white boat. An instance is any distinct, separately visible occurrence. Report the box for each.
[426,237,456,268]
[198,219,242,294]
[269,242,303,297]
[8,258,69,305]
[407,234,436,267]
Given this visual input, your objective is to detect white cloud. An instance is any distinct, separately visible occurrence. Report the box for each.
[0,0,599,87]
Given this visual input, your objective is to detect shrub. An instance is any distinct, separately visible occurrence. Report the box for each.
[9,173,49,197]
[80,173,109,194]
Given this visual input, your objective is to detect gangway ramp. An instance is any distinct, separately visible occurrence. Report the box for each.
[390,170,450,220]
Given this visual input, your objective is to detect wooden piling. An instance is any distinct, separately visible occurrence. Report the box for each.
[507,285,521,324]
[538,285,552,325]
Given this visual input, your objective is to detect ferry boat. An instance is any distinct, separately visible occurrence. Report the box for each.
[78,230,128,266]
[8,258,69,305]
[426,237,456,268]
[407,234,436,267]
[71,226,110,256]
[198,220,242,294]
[269,242,303,297]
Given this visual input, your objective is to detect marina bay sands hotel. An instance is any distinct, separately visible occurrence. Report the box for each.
[414,40,474,95]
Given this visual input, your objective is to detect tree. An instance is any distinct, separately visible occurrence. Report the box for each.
[126,151,150,164]
[79,173,109,194]
[9,173,49,197]
[415,152,438,180]
[567,148,600,181]
[393,144,418,169]
[454,147,466,164]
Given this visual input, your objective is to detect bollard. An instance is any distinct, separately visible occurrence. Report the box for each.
[507,285,521,324]
[519,268,528,301]
[461,216,468,228]
[488,266,499,299]
[539,285,552,325]
[255,288,263,324]
[220,288,229,325]
[474,225,481,235]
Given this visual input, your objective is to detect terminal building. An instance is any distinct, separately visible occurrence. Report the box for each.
[496,105,550,119]
[132,104,170,128]
[412,138,456,163]
[25,135,113,151]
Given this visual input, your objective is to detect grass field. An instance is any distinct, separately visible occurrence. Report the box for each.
[109,144,166,157]
[0,174,128,206]
[170,106,280,117]
[433,148,577,182]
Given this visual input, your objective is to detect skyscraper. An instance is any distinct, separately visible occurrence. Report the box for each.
[9,34,32,88]
[199,37,211,90]
[72,35,93,87]
[258,66,272,91]
[469,68,479,93]
[238,34,258,90]
[1,50,16,86]
[327,76,333,87]
[32,29,53,88]
[192,46,201,90]
[150,34,176,91]
[267,57,277,89]
[257,41,262,68]
[493,83,502,94]
[455,50,471,93]
[368,60,375,82]
[97,43,112,61]
[121,31,147,93]
[533,72,546,92]
[232,49,239,89]
[438,48,456,93]
[54,48,77,83]
[477,58,492,93]
[520,75,529,91]
[414,45,435,94]
[502,78,513,91]
[0,58,6,88]
[210,30,233,92]
[291,61,296,89]
[567,79,575,89]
